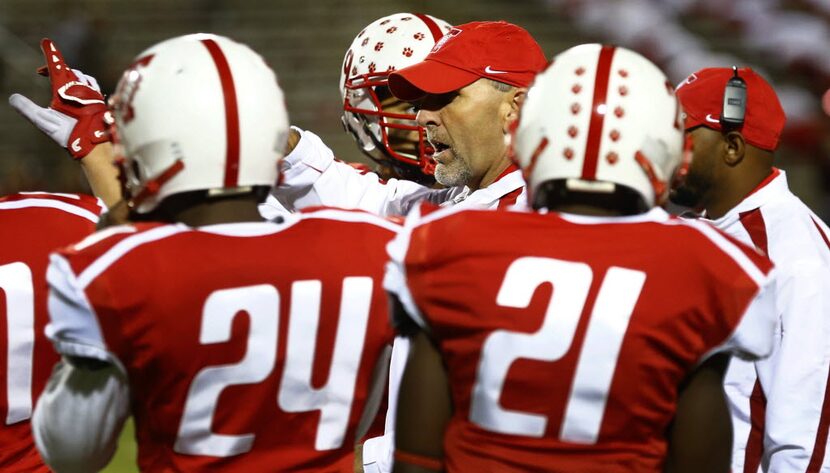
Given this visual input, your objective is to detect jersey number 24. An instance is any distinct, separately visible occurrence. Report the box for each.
[174,277,374,457]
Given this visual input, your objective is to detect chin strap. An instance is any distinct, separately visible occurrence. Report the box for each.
[634,150,668,204]
[130,159,185,208]
[670,134,695,196]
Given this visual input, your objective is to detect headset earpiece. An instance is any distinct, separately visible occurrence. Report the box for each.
[721,66,747,128]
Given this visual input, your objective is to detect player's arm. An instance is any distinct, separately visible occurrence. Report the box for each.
[8,39,122,208]
[664,353,732,473]
[354,341,394,473]
[272,127,432,216]
[33,253,131,472]
[361,336,411,473]
[392,298,451,473]
[758,262,830,471]
[32,358,129,473]
[79,142,121,210]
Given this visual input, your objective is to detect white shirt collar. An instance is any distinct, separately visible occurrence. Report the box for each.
[703,169,788,228]
[451,169,525,207]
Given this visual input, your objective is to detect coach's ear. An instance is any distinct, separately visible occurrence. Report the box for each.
[723,131,746,167]
[503,87,526,134]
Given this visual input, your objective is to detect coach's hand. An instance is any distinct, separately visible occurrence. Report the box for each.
[9,38,109,159]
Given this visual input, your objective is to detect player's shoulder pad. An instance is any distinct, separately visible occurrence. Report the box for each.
[0,191,105,223]
[298,206,401,232]
[58,222,178,257]
[55,222,190,287]
[402,201,479,231]
[667,217,774,282]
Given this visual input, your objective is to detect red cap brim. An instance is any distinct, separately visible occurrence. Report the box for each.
[389,59,480,101]
[683,111,722,133]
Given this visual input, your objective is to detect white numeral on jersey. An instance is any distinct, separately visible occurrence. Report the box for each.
[470,257,645,443]
[1,262,35,425]
[278,277,373,451]
[175,284,279,457]
[174,278,374,457]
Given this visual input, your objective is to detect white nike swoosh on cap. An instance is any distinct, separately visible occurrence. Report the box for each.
[705,114,720,123]
[484,66,508,74]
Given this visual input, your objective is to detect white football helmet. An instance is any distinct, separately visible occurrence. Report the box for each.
[513,44,684,211]
[340,13,451,182]
[110,33,289,214]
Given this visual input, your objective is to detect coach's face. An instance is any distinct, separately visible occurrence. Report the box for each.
[417,79,513,189]
[669,126,722,210]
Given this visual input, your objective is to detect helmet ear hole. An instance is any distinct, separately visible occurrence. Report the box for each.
[112,34,288,214]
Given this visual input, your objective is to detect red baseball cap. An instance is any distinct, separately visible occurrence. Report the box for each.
[388,21,548,101]
[675,67,786,151]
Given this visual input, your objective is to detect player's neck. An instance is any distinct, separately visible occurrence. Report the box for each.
[550,203,626,217]
[166,199,264,226]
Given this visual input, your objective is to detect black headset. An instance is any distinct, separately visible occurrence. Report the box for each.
[721,66,747,128]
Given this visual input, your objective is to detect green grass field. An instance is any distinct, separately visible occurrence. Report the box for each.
[101,418,139,473]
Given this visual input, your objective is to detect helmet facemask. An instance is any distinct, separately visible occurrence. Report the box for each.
[342,72,435,185]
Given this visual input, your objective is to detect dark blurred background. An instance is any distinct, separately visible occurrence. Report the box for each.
[2,0,830,219]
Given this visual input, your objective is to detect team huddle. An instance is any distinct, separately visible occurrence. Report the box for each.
[2,11,830,473]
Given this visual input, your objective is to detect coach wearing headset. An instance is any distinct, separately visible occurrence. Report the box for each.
[671,67,830,473]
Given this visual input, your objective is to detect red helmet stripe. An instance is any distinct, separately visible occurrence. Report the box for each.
[524,137,549,182]
[201,38,240,187]
[581,45,617,181]
[414,13,444,42]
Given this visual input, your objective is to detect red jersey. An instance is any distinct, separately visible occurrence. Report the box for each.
[0,192,102,472]
[47,208,397,472]
[385,204,776,473]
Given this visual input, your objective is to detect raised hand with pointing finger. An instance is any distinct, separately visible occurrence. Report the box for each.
[9,38,110,159]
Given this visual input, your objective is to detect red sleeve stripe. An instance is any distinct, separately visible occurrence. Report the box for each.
[201,39,240,188]
[581,45,616,181]
[807,368,830,472]
[738,208,769,255]
[812,217,830,254]
[807,216,830,473]
[736,207,769,472]
[497,186,523,208]
[414,13,445,43]
[675,219,770,286]
[743,379,767,473]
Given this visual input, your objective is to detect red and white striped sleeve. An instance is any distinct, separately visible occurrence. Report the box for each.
[759,216,830,473]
